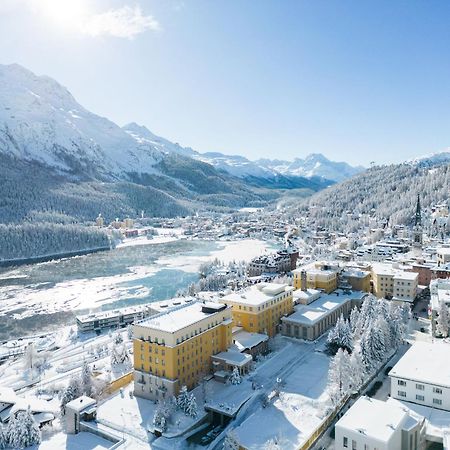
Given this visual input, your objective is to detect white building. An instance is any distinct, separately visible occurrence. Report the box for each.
[390,342,450,411]
[430,279,450,337]
[437,247,450,266]
[335,396,423,450]
[371,263,418,303]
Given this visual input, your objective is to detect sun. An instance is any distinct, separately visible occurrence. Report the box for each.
[37,0,90,31]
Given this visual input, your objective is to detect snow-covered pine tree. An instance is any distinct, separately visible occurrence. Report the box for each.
[436,301,449,338]
[177,386,190,411]
[349,307,360,335]
[360,323,385,373]
[223,429,240,450]
[81,361,93,397]
[326,314,353,354]
[327,348,351,406]
[23,343,38,371]
[185,393,198,418]
[0,424,6,450]
[348,349,365,392]
[230,366,242,385]
[113,332,123,345]
[7,407,41,449]
[60,376,82,414]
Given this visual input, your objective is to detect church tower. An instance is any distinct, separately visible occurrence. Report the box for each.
[412,194,423,255]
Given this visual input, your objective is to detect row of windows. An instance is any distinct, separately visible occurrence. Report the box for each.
[397,391,442,405]
[397,380,443,394]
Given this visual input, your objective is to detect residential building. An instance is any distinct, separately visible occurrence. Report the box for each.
[133,301,233,400]
[247,249,298,277]
[221,283,294,337]
[292,261,340,293]
[371,263,418,303]
[390,342,450,411]
[281,291,366,341]
[335,396,423,450]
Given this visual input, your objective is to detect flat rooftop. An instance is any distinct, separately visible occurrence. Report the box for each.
[389,342,450,388]
[222,283,294,307]
[336,396,409,443]
[136,301,228,333]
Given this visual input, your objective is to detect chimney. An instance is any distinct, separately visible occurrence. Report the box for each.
[301,270,307,292]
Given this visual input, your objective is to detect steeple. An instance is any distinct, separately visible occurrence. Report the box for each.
[415,194,422,227]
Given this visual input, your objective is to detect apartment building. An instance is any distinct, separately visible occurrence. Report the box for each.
[292,262,339,293]
[430,278,450,337]
[437,247,450,266]
[221,283,294,337]
[390,342,450,411]
[371,263,418,302]
[133,301,233,400]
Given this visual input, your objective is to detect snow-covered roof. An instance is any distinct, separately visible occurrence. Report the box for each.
[389,342,450,388]
[212,350,252,367]
[232,330,268,351]
[11,397,54,415]
[282,293,350,326]
[136,301,228,333]
[0,387,16,406]
[222,283,293,307]
[66,396,96,413]
[336,396,410,442]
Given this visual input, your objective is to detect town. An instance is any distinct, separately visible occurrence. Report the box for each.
[1,195,450,450]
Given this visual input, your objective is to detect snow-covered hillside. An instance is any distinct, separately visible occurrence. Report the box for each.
[408,150,450,167]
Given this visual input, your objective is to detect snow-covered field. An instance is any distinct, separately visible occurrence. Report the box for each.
[35,431,111,450]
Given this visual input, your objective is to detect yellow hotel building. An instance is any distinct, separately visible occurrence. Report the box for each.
[221,283,294,337]
[133,301,233,401]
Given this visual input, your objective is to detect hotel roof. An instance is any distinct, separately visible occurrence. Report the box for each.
[389,342,450,388]
[136,301,229,333]
[222,283,293,307]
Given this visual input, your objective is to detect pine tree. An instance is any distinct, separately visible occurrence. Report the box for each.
[223,429,240,450]
[349,307,360,335]
[185,393,198,418]
[177,386,190,411]
[81,361,93,397]
[60,376,82,414]
[360,323,385,373]
[327,348,351,406]
[436,301,449,338]
[348,349,365,392]
[7,407,41,449]
[0,424,6,450]
[230,366,242,385]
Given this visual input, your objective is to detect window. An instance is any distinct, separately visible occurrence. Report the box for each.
[398,391,407,397]
[433,387,443,394]
[416,394,424,401]
[416,383,424,390]
[398,379,406,386]
[352,440,357,450]
[433,398,442,405]
[343,437,348,448]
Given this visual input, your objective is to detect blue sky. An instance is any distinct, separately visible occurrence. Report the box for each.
[1,0,450,166]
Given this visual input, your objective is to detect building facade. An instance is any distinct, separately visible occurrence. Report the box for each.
[221,283,294,337]
[133,302,233,400]
[390,342,450,411]
[292,262,339,293]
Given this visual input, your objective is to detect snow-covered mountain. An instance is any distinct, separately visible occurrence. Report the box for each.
[0,64,168,179]
[123,122,364,184]
[256,154,365,183]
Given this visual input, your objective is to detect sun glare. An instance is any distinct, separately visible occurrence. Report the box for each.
[38,0,90,31]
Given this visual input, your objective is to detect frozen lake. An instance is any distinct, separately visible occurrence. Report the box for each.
[0,238,276,340]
